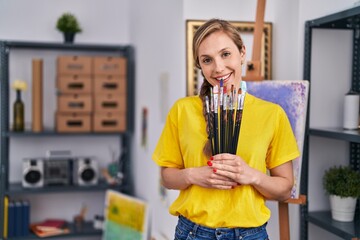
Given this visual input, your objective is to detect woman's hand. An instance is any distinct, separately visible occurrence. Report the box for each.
[208,153,294,201]
[187,166,238,190]
[208,153,260,185]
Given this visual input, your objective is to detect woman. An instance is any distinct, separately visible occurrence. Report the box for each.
[152,18,299,240]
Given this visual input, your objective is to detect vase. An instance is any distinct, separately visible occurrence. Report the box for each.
[13,90,24,131]
[64,32,75,43]
[329,195,357,222]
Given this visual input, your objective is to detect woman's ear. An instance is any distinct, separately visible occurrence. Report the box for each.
[241,45,246,60]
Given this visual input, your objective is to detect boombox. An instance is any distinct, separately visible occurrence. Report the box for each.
[22,158,44,188]
[44,158,73,186]
[73,157,98,186]
[22,157,98,188]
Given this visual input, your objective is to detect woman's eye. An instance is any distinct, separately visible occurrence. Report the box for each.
[222,52,231,58]
[202,58,211,64]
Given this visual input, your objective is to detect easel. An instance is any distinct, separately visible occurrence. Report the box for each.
[243,1,307,239]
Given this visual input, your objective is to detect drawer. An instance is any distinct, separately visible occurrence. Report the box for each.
[93,75,126,94]
[94,94,126,113]
[93,56,126,76]
[57,75,92,94]
[93,112,126,132]
[56,112,92,132]
[58,94,92,113]
[57,55,92,75]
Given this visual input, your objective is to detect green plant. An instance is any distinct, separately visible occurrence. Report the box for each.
[323,165,360,198]
[56,12,82,33]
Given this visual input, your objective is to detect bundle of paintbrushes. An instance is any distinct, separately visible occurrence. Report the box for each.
[205,79,246,155]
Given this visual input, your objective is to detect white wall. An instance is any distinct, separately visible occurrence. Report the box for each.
[0,0,359,240]
[129,0,184,238]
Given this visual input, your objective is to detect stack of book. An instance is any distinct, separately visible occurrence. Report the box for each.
[4,196,30,238]
[30,219,69,238]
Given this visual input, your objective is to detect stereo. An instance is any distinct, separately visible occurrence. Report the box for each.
[44,158,73,186]
[73,157,98,186]
[22,158,44,188]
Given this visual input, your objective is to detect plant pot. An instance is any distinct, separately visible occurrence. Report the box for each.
[329,195,357,222]
[64,32,75,43]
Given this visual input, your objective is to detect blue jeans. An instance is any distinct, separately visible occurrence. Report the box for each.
[174,215,269,240]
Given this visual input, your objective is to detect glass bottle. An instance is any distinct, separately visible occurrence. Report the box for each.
[13,89,24,131]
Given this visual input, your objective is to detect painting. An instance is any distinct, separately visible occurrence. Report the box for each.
[246,80,309,199]
[103,190,149,240]
[186,20,273,96]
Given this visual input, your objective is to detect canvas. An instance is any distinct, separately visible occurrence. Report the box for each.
[102,190,149,240]
[246,80,309,199]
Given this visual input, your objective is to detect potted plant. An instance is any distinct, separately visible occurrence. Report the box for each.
[56,12,82,43]
[323,165,360,222]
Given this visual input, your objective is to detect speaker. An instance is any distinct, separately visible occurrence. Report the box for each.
[22,158,44,188]
[74,157,98,186]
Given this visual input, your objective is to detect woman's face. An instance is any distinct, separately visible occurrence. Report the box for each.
[198,31,245,90]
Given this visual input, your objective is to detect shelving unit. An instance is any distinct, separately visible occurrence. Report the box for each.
[0,41,135,239]
[302,6,360,240]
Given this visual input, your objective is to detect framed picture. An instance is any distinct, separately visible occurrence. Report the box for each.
[186,20,273,96]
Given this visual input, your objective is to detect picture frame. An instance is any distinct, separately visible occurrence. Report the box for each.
[186,20,273,96]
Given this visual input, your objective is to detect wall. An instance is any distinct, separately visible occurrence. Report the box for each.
[129,0,184,238]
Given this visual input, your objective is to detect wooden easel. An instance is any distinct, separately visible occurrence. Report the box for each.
[244,1,308,239]
[243,0,266,81]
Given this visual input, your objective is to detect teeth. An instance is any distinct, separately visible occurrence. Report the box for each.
[217,74,230,81]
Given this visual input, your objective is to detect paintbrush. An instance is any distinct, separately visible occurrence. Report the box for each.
[219,79,224,153]
[213,85,219,154]
[232,88,243,154]
[227,85,235,153]
[205,95,215,156]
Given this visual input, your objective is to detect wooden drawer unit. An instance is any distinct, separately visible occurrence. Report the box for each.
[94,94,126,113]
[58,94,92,113]
[93,75,126,94]
[57,75,93,94]
[93,112,126,132]
[56,112,92,132]
[57,55,92,75]
[93,56,127,76]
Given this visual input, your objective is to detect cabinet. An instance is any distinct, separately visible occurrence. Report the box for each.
[0,41,135,239]
[302,6,360,240]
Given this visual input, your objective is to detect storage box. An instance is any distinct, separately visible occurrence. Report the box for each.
[58,94,92,113]
[93,112,126,132]
[57,75,93,94]
[93,57,126,76]
[56,112,91,132]
[57,56,92,75]
[94,94,126,113]
[93,75,126,94]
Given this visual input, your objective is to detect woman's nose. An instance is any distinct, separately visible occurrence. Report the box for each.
[214,59,225,73]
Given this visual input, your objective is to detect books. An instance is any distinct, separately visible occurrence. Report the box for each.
[6,199,30,237]
[30,219,69,238]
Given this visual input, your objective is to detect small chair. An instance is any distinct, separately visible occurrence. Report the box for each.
[246,80,309,240]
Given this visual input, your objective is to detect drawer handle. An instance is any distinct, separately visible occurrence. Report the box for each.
[68,83,84,89]
[103,83,117,89]
[68,102,84,108]
[102,102,117,108]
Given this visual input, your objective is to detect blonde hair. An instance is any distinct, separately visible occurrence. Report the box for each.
[194,19,244,157]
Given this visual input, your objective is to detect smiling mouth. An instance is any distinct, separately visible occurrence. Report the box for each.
[216,73,231,82]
